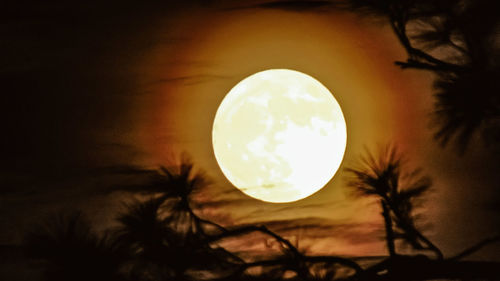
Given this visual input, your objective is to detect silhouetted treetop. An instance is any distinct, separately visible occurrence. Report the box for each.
[345,145,442,259]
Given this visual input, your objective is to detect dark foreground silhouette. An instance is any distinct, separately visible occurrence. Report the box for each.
[24,150,500,281]
[344,0,500,153]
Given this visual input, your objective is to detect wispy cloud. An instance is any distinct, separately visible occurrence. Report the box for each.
[154,74,232,85]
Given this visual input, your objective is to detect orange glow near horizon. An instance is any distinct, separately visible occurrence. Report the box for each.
[126,7,436,256]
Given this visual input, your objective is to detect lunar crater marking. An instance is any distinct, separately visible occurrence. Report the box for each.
[213,69,347,203]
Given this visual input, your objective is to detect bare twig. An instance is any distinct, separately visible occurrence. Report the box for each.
[450,234,500,260]
[207,225,301,257]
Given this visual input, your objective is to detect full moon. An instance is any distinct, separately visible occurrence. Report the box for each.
[212,69,347,203]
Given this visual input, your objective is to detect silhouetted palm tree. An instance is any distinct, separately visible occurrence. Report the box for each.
[346,145,443,259]
[24,211,124,281]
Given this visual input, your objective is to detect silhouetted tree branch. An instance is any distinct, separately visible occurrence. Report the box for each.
[24,156,500,281]
[449,233,500,260]
[355,255,500,281]
[345,0,500,152]
[346,145,443,259]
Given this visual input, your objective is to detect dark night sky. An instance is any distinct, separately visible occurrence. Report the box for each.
[1,0,499,260]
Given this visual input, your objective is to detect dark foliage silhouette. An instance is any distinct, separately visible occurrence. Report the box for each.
[345,145,442,259]
[24,211,124,281]
[344,0,500,152]
[113,157,362,280]
[25,154,500,281]
[344,145,500,280]
[112,158,243,280]
[112,154,226,238]
[115,197,240,280]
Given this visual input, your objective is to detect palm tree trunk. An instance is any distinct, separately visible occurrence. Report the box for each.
[381,200,396,258]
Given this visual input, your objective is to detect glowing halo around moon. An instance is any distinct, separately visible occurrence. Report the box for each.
[212,69,347,203]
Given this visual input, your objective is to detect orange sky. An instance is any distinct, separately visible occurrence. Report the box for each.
[1,1,498,259]
[113,7,440,256]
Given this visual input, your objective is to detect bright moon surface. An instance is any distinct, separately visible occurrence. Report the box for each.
[212,69,347,203]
